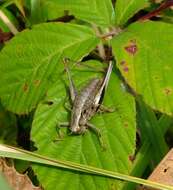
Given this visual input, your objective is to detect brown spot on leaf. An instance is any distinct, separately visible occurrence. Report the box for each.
[123,66,129,72]
[129,155,135,162]
[124,122,129,127]
[23,83,28,92]
[164,87,172,95]
[154,76,159,80]
[120,60,126,65]
[34,79,40,87]
[124,39,138,55]
[120,60,129,72]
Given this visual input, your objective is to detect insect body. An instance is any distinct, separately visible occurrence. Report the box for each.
[70,78,102,134]
[64,60,113,136]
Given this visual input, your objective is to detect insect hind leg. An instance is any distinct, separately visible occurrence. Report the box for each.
[63,58,77,102]
[86,123,106,150]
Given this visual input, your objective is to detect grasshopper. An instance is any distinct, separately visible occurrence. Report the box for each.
[61,59,113,141]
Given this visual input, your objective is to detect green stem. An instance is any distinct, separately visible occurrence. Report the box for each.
[0,10,18,35]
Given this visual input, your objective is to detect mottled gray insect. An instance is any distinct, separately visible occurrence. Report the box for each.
[61,59,113,141]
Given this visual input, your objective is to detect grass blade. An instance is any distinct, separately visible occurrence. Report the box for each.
[0,144,173,190]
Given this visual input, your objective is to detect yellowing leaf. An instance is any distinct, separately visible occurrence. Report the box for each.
[112,21,173,115]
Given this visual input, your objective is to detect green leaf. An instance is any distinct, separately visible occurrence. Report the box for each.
[111,21,173,115]
[30,0,46,24]
[54,0,115,27]
[0,102,17,145]
[114,0,149,26]
[30,0,64,24]
[31,61,136,190]
[30,0,65,23]
[0,23,99,113]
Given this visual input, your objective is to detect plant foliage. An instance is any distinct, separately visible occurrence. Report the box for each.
[0,0,172,190]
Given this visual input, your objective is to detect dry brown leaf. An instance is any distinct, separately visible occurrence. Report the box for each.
[0,158,42,190]
[138,148,173,190]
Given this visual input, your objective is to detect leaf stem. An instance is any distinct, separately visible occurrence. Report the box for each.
[0,10,18,35]
[139,0,173,21]
[100,27,122,40]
